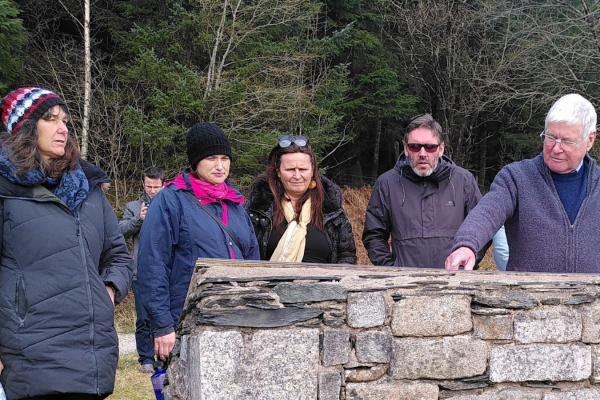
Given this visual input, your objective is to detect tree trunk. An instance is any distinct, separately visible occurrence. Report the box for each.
[371,111,382,182]
[477,130,487,188]
[81,0,90,159]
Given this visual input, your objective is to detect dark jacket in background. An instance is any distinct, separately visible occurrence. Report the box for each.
[363,153,481,268]
[119,192,151,280]
[136,174,260,339]
[0,160,133,399]
[246,175,357,264]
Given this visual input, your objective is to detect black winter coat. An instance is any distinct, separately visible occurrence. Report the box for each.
[0,160,133,399]
[246,175,357,264]
[362,154,481,268]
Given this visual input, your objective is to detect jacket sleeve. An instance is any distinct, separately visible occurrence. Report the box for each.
[241,211,261,260]
[98,192,134,304]
[335,210,357,264]
[119,201,143,239]
[453,166,516,255]
[462,172,489,266]
[362,179,395,266]
[136,191,179,337]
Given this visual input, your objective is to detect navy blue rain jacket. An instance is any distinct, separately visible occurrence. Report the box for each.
[136,172,259,338]
[0,160,132,399]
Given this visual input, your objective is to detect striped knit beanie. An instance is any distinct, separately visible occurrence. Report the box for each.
[0,87,66,134]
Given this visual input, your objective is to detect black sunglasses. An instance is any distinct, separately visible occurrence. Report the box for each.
[278,135,309,148]
[405,143,440,153]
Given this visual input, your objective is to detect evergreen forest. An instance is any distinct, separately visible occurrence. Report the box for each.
[4,0,600,205]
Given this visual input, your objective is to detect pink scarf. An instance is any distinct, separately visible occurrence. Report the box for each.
[169,173,244,205]
[169,172,244,259]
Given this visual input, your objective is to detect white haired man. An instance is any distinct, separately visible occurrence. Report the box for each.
[446,93,600,273]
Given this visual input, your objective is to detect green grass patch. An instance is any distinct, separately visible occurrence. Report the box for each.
[112,352,155,400]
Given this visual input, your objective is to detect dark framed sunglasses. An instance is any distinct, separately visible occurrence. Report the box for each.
[406,143,440,153]
[278,135,309,148]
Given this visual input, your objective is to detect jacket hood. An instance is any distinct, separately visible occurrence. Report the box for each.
[247,174,343,214]
[80,159,110,189]
[394,152,456,183]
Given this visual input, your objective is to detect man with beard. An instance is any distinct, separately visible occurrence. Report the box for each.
[362,114,482,268]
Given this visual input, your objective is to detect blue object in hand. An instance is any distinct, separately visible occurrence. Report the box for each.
[151,362,166,400]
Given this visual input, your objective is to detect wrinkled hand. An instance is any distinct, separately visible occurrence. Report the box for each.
[105,285,115,305]
[445,247,476,270]
[155,332,176,361]
[140,203,149,220]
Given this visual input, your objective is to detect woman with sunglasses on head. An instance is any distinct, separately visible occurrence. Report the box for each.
[246,135,357,264]
[136,122,259,363]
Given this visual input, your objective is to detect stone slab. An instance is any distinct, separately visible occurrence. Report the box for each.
[444,388,542,399]
[544,389,600,399]
[355,331,392,363]
[323,328,350,366]
[192,306,322,328]
[347,292,386,328]
[514,307,581,343]
[187,329,319,400]
[318,371,341,400]
[274,282,347,303]
[473,314,513,340]
[390,336,488,379]
[391,295,472,336]
[582,301,600,343]
[346,382,438,400]
[489,344,591,382]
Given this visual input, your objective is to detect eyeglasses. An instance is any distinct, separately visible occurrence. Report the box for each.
[278,135,309,148]
[405,143,440,153]
[540,131,584,152]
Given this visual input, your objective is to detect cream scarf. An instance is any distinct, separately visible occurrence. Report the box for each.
[270,198,312,262]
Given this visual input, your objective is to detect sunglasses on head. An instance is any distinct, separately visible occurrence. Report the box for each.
[278,135,309,148]
[405,143,440,153]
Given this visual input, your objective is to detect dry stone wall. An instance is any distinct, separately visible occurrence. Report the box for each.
[164,259,600,400]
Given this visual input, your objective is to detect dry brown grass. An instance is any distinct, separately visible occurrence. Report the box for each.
[115,292,137,334]
[340,186,498,270]
[341,185,373,266]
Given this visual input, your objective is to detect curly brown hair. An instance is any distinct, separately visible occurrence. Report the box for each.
[3,105,80,180]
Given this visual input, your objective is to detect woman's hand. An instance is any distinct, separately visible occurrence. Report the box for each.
[105,285,116,305]
[155,332,176,361]
[0,355,3,374]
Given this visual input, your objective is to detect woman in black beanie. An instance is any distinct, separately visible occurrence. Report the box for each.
[136,122,259,361]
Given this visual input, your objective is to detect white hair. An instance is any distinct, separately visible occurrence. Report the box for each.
[545,93,597,140]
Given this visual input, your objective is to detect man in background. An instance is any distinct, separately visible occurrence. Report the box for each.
[119,166,164,372]
[446,93,600,273]
[363,113,482,268]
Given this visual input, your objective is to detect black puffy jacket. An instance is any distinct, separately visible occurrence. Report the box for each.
[246,175,357,264]
[0,160,132,399]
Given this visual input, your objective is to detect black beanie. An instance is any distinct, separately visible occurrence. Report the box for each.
[186,123,232,169]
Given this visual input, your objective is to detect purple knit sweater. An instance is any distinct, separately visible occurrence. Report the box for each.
[453,153,600,273]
